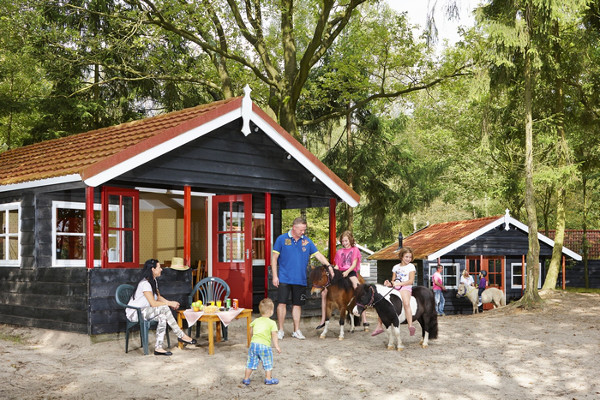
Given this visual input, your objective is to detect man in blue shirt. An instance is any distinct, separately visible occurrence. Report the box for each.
[272,217,331,340]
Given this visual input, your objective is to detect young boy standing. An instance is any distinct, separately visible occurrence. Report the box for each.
[242,298,281,385]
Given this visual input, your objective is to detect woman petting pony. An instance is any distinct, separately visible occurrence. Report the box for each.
[372,246,417,337]
[316,231,368,329]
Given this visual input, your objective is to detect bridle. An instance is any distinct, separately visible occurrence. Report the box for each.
[311,266,332,290]
[356,285,394,309]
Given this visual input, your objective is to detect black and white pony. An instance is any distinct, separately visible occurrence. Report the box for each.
[353,284,438,350]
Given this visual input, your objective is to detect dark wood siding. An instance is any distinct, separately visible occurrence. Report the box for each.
[116,121,336,201]
[0,267,88,332]
[560,260,600,288]
[448,226,555,256]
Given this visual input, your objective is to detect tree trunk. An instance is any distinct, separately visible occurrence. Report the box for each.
[583,174,589,288]
[520,5,542,308]
[346,104,354,230]
[543,20,567,290]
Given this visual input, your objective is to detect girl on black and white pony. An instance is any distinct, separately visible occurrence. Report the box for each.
[371,246,417,337]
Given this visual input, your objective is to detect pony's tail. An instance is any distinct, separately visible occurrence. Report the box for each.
[429,292,439,340]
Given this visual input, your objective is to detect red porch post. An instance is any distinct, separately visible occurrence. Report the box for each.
[264,192,271,298]
[86,186,95,269]
[184,185,191,267]
[329,198,337,264]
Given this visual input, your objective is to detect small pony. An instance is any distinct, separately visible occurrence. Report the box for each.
[309,265,366,340]
[456,283,506,314]
[353,284,438,350]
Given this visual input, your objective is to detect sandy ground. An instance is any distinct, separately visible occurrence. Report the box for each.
[1,290,599,400]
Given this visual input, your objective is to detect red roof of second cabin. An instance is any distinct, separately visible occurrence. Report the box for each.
[369,215,502,260]
[546,230,600,260]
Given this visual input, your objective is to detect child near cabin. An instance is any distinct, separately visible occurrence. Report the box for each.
[478,270,488,307]
[242,298,281,386]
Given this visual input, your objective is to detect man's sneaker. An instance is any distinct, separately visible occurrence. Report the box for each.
[277,330,284,340]
[477,302,482,307]
[292,330,306,340]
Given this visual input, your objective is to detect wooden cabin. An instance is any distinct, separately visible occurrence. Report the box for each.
[547,230,600,288]
[369,211,581,314]
[0,87,359,334]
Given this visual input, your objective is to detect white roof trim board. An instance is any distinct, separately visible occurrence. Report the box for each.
[426,212,582,261]
[0,174,82,193]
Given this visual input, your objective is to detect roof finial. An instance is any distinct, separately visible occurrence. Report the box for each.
[504,208,510,230]
[241,85,252,136]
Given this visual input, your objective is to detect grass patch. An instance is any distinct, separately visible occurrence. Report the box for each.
[563,287,600,294]
[0,332,26,345]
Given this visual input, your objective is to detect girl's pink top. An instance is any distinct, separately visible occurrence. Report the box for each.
[334,246,361,271]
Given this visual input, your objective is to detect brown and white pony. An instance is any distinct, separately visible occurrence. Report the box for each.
[309,265,366,340]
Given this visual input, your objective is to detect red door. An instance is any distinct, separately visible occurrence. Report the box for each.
[101,187,139,268]
[212,194,253,308]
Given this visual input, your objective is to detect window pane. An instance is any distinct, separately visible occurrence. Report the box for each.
[0,237,4,258]
[108,230,120,262]
[93,210,101,234]
[232,202,244,230]
[123,197,133,228]
[1,211,5,233]
[8,209,18,233]
[56,235,84,260]
[219,203,230,231]
[108,195,120,227]
[57,209,84,233]
[123,230,133,262]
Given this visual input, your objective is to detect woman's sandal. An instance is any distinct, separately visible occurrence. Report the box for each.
[315,322,326,330]
[242,379,251,386]
[409,326,416,336]
[264,378,279,385]
[178,337,197,345]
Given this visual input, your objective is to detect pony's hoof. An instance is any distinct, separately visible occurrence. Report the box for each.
[397,347,405,352]
[387,345,395,350]
[338,337,344,341]
[319,334,326,339]
[421,343,428,348]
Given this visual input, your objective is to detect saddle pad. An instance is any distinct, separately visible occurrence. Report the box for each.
[375,284,418,321]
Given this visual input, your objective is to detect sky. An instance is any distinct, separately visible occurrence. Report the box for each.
[387,0,480,46]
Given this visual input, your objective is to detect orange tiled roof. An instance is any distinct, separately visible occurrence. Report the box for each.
[546,230,600,260]
[369,215,502,260]
[0,98,240,186]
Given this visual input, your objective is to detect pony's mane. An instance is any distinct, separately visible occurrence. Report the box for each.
[330,268,355,291]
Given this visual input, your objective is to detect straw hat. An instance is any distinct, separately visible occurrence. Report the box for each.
[170,257,189,271]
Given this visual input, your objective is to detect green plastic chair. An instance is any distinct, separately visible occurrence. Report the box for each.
[187,277,231,340]
[115,283,170,355]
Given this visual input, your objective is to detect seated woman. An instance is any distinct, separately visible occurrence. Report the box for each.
[127,259,197,356]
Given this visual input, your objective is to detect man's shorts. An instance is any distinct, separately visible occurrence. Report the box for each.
[277,283,306,306]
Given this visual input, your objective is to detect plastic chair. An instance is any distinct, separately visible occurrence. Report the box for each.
[188,277,230,340]
[115,283,170,355]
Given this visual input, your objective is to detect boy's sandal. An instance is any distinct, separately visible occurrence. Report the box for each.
[264,378,279,385]
[242,379,251,386]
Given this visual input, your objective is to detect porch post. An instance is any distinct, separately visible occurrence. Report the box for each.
[264,192,271,298]
[86,186,95,269]
[562,255,566,290]
[329,198,337,264]
[184,185,191,267]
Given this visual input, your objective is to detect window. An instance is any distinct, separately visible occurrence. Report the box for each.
[223,211,273,265]
[53,201,102,267]
[429,262,459,288]
[511,263,542,289]
[0,202,20,265]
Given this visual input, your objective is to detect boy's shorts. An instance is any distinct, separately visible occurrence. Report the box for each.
[246,342,274,371]
[276,283,306,306]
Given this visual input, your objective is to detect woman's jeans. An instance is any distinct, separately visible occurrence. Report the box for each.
[434,289,445,315]
[142,305,184,350]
